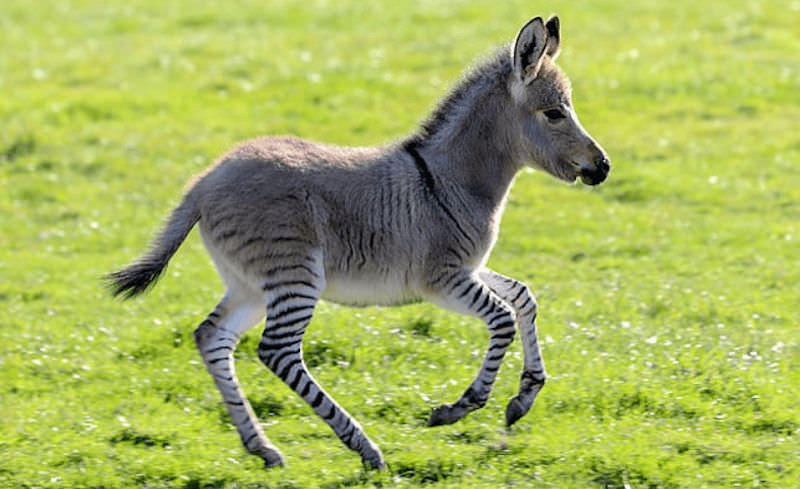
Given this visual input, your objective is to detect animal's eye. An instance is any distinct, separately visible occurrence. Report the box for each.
[543,109,566,121]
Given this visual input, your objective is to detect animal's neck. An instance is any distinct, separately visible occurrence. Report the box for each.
[439,107,521,208]
[412,61,522,210]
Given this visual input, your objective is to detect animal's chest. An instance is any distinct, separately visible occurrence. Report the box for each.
[321,272,419,307]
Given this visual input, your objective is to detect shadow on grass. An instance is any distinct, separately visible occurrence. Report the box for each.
[1,134,36,163]
[587,457,675,489]
[109,427,173,448]
[549,388,700,421]
[181,478,302,489]
[324,459,459,488]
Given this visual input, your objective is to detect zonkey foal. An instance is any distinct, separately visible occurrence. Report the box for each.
[108,16,610,469]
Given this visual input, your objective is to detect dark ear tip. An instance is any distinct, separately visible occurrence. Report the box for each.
[545,15,560,38]
[522,16,544,29]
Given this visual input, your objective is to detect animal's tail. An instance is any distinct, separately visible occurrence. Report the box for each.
[105,193,201,299]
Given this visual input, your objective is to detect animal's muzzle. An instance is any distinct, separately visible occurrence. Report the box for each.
[580,155,610,186]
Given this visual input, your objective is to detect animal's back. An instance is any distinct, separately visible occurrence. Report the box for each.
[193,136,430,303]
[195,136,384,205]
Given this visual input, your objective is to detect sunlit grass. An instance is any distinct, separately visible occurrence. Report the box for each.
[1,1,798,488]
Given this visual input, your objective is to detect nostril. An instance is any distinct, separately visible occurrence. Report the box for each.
[595,156,610,172]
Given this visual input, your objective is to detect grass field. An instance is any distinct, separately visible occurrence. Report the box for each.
[1,1,798,488]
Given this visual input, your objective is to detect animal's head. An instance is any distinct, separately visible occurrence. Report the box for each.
[509,16,610,186]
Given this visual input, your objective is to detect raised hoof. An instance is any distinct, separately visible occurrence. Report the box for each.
[427,404,461,427]
[504,396,528,427]
[505,379,545,427]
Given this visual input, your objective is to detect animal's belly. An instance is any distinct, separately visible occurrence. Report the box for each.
[321,274,419,307]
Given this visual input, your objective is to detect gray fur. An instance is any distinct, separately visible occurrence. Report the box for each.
[108,16,609,469]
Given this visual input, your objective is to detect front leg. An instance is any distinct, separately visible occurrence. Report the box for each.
[425,269,517,426]
[480,269,546,426]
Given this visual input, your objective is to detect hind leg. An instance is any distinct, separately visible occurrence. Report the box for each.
[256,252,385,469]
[194,287,285,467]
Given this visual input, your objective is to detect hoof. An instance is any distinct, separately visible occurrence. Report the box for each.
[363,455,387,470]
[504,396,528,427]
[263,456,285,469]
[362,443,386,470]
[505,380,544,427]
[255,446,285,468]
[428,404,459,427]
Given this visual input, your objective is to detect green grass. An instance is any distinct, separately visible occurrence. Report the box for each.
[1,0,798,488]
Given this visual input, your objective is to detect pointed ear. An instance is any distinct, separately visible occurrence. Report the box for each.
[545,16,561,59]
[512,17,547,85]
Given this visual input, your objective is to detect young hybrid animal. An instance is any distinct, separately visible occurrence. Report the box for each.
[107,16,609,469]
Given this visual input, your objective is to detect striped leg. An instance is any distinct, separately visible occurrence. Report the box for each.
[426,270,517,426]
[194,293,285,466]
[480,269,546,426]
[257,268,385,469]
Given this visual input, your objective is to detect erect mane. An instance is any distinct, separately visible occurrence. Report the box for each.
[410,46,513,144]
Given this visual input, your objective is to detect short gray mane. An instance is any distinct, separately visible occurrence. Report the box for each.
[410,46,512,144]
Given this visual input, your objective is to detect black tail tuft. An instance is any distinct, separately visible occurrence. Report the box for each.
[104,192,200,300]
[104,259,168,299]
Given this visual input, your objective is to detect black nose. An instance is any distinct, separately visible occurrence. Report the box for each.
[595,155,611,174]
[580,154,610,186]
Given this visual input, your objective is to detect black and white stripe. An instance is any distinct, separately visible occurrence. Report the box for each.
[194,298,285,467]
[256,266,385,469]
[426,270,517,426]
[479,270,546,426]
